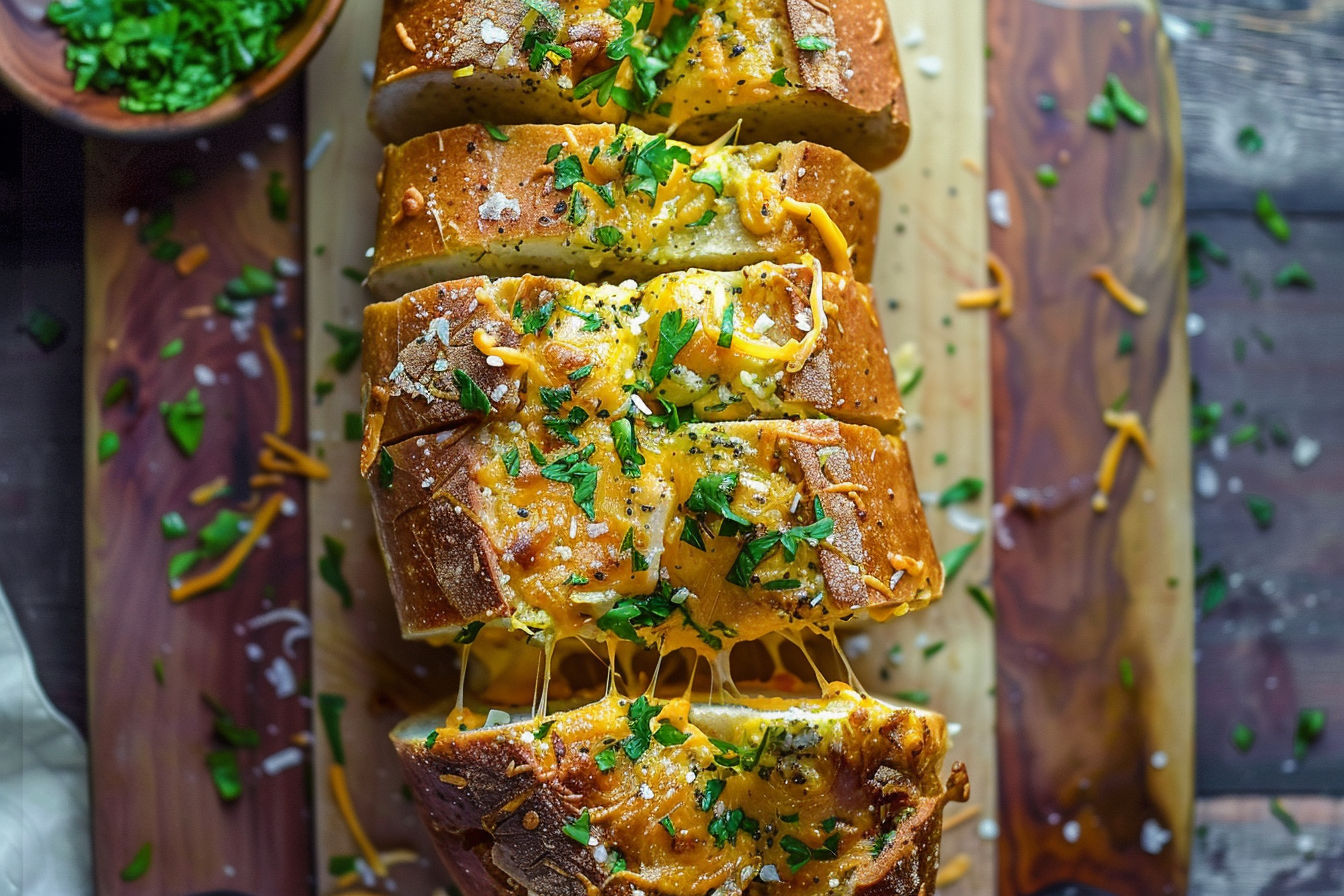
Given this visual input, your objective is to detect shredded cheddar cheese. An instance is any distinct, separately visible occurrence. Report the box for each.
[171,492,284,602]
[955,288,1000,310]
[1092,409,1155,512]
[987,252,1014,317]
[174,243,210,277]
[942,803,981,832]
[394,21,417,53]
[1090,265,1149,316]
[936,853,972,887]
[781,198,854,279]
[258,323,292,438]
[260,433,331,480]
[472,328,540,376]
[188,475,230,506]
[332,849,421,889]
[329,763,389,877]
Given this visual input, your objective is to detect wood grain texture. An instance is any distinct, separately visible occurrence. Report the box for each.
[986,3,1194,895]
[304,5,462,893]
[84,90,313,894]
[1163,0,1344,212]
[1193,796,1344,894]
[1182,213,1344,796]
[0,0,344,139]
[848,0,998,891]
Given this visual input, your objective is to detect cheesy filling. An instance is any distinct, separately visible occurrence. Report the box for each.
[378,260,857,432]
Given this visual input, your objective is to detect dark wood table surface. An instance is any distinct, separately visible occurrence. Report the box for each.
[1,1,1340,892]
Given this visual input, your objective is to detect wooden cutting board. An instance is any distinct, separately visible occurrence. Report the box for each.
[83,89,316,894]
[986,3,1194,893]
[78,1,1191,894]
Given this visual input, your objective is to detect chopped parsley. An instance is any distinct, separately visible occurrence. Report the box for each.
[770,67,788,86]
[317,693,347,765]
[160,511,189,540]
[119,842,152,882]
[323,323,362,373]
[691,168,724,196]
[1294,708,1326,761]
[160,388,206,457]
[539,385,573,411]
[47,0,308,113]
[206,749,242,802]
[97,430,120,463]
[1245,494,1275,530]
[159,337,184,359]
[1118,657,1135,690]
[685,472,750,529]
[654,723,690,746]
[660,815,676,836]
[699,778,725,811]
[624,134,691,199]
[623,695,660,760]
[377,446,395,488]
[938,477,983,507]
[610,418,646,478]
[895,690,930,705]
[621,526,649,572]
[423,730,439,749]
[562,808,592,844]
[717,303,735,348]
[941,533,981,585]
[1236,126,1264,154]
[553,154,586,191]
[1104,73,1148,125]
[1255,191,1291,243]
[1197,564,1229,614]
[1035,164,1059,188]
[594,747,618,772]
[1269,798,1299,835]
[453,369,493,414]
[780,832,840,873]
[537,444,600,519]
[1274,262,1314,289]
[1231,723,1256,753]
[796,35,835,52]
[454,621,485,645]
[727,499,833,587]
[708,808,758,847]
[561,305,604,332]
[343,412,362,441]
[1086,94,1117,130]
[502,446,521,477]
[482,122,509,142]
[319,535,353,608]
[594,225,624,247]
[266,170,289,221]
[544,406,590,444]
[522,299,556,334]
[650,309,698,385]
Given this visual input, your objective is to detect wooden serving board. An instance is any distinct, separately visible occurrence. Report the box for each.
[83,89,315,894]
[986,2,1194,894]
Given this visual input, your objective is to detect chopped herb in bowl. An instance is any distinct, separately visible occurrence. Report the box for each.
[46,0,311,114]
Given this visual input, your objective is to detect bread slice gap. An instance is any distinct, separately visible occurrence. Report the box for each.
[369,123,880,299]
[369,0,910,169]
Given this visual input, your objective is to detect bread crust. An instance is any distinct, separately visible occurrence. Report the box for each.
[368,123,880,300]
[368,419,942,648]
[370,0,909,168]
[392,690,968,896]
[361,263,903,462]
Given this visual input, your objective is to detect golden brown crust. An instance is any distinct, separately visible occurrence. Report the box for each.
[368,123,881,300]
[361,263,903,459]
[370,0,909,168]
[391,691,966,896]
[368,419,942,646]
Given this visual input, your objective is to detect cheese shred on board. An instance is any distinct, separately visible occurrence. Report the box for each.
[1090,265,1149,316]
[1092,408,1156,512]
[259,323,293,438]
[171,492,285,602]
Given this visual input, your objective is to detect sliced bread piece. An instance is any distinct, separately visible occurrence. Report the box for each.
[369,123,878,299]
[370,0,910,169]
[368,418,942,651]
[362,261,902,462]
[392,685,969,896]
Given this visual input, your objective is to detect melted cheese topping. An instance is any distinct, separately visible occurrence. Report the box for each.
[423,685,945,896]
[381,262,866,431]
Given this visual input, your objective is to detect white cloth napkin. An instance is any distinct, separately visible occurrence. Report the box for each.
[0,579,91,895]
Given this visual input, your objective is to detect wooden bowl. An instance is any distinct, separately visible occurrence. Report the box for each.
[0,0,345,139]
